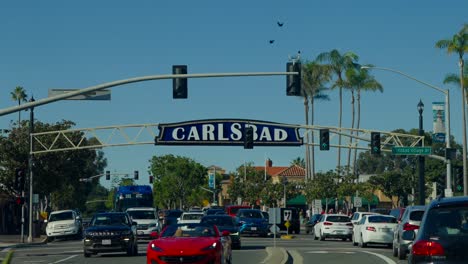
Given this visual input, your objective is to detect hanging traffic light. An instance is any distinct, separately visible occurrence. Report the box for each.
[319,129,330,151]
[15,196,25,205]
[173,65,188,99]
[105,170,110,180]
[149,175,154,184]
[286,62,301,96]
[14,168,25,192]
[244,127,254,149]
[371,132,381,155]
[454,166,464,192]
[134,170,139,180]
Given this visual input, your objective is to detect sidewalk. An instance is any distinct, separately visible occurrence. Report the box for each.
[0,234,47,249]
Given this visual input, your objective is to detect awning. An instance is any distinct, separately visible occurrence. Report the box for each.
[351,195,379,206]
[287,194,379,206]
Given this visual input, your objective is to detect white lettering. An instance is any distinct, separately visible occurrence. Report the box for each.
[187,126,200,140]
[202,124,215,140]
[217,124,228,140]
[231,123,242,140]
[259,127,272,141]
[172,128,185,140]
[274,129,288,141]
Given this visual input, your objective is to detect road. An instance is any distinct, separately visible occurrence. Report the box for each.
[5,234,407,264]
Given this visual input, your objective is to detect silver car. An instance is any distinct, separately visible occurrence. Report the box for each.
[392,205,426,260]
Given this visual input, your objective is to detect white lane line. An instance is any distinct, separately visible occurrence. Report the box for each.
[49,255,78,264]
[362,251,397,264]
[305,251,356,254]
[261,247,273,264]
[289,250,304,264]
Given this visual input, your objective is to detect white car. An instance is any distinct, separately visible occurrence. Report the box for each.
[353,214,397,248]
[177,212,204,224]
[45,209,82,241]
[126,207,161,239]
[314,214,353,241]
[350,211,380,226]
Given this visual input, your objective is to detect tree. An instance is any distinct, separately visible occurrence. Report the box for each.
[290,157,306,168]
[316,50,358,174]
[10,86,28,127]
[436,24,468,195]
[368,171,412,208]
[303,170,337,212]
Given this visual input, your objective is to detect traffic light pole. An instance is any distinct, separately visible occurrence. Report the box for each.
[27,97,35,243]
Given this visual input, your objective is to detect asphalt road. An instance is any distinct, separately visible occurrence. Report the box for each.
[5,234,408,264]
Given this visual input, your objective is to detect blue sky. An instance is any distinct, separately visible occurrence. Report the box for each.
[1,1,467,188]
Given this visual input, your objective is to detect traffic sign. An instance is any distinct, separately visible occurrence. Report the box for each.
[392,147,432,155]
[354,197,362,207]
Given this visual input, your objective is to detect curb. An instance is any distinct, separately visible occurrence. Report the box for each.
[1,250,13,264]
[265,247,288,264]
[0,238,48,250]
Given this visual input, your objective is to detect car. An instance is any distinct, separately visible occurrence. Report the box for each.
[201,214,241,249]
[45,209,82,241]
[146,223,232,264]
[405,196,468,264]
[126,207,161,240]
[305,214,322,235]
[314,214,353,241]
[352,214,397,248]
[235,209,269,237]
[160,209,184,228]
[392,205,426,260]
[205,209,225,215]
[350,211,380,226]
[177,212,205,224]
[83,212,138,257]
[225,205,250,218]
[389,207,406,223]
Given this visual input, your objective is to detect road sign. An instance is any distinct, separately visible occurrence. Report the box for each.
[392,147,432,155]
[354,197,362,207]
[268,208,281,224]
[269,224,280,234]
[283,209,292,221]
[48,89,111,100]
[284,220,291,229]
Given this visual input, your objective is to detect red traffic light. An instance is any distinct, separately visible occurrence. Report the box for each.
[15,196,25,205]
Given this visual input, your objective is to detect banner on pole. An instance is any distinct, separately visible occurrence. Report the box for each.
[432,102,446,143]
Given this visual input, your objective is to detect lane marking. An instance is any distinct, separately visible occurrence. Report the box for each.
[362,251,397,264]
[305,251,356,254]
[261,247,273,263]
[49,255,78,264]
[289,250,304,264]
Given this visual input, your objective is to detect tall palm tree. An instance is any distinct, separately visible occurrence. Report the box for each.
[302,61,332,180]
[10,86,28,127]
[436,24,468,195]
[443,59,468,98]
[316,50,358,174]
[346,67,383,176]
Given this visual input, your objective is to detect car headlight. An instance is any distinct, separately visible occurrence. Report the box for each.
[202,242,217,251]
[150,243,163,252]
[230,232,239,236]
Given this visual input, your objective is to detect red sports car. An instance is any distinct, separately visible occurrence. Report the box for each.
[146,223,232,264]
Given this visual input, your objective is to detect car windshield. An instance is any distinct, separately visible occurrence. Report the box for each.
[161,224,217,238]
[409,210,425,221]
[127,210,155,220]
[91,214,129,226]
[326,216,350,222]
[201,217,234,226]
[238,210,262,218]
[423,206,468,238]
[49,211,74,222]
[182,214,204,220]
[368,216,397,223]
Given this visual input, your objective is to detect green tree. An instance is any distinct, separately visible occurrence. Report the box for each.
[10,86,28,127]
[368,171,412,208]
[316,50,358,173]
[303,170,337,212]
[436,24,468,195]
[290,157,306,168]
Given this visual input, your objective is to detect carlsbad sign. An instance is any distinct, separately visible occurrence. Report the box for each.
[155,119,302,146]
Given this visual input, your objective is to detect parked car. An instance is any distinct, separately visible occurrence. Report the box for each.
[406,196,468,264]
[314,214,353,241]
[235,209,269,237]
[177,212,204,224]
[45,209,82,241]
[392,205,426,260]
[83,212,138,257]
[305,214,322,235]
[352,215,397,247]
[126,207,161,240]
[146,223,232,264]
[201,214,241,249]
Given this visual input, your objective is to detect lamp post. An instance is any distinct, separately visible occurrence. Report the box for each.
[361,66,453,198]
[418,100,426,205]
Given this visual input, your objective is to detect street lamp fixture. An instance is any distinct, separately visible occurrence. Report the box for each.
[361,65,453,198]
[417,100,424,115]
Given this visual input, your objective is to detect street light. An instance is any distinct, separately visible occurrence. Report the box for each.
[361,66,453,198]
[418,100,425,205]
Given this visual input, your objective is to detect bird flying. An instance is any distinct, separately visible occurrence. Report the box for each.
[269,40,275,44]
[277,21,284,27]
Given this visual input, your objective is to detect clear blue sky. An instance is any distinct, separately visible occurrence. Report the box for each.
[1,1,467,187]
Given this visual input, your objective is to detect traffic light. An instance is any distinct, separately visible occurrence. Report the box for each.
[370,132,381,155]
[105,170,110,180]
[149,175,154,184]
[286,62,301,96]
[14,168,25,192]
[244,127,254,149]
[134,170,139,180]
[454,166,464,192]
[15,196,25,205]
[173,65,188,99]
[319,129,330,151]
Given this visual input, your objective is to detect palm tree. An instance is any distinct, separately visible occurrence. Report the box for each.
[436,24,468,195]
[346,67,383,176]
[10,86,28,127]
[443,59,468,99]
[301,61,331,180]
[290,157,306,168]
[316,50,358,174]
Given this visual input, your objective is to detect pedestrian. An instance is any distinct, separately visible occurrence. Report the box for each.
[306,208,311,221]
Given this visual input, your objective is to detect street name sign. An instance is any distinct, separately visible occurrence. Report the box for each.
[392,147,432,155]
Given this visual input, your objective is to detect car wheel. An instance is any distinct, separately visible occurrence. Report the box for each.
[84,250,91,258]
[306,229,310,234]
[46,236,54,243]
[398,245,406,260]
[352,235,357,246]
[342,238,347,241]
[392,242,398,257]
[319,231,325,241]
[360,236,367,248]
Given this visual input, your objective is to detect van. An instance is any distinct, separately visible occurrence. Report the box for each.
[225,205,250,218]
[45,209,82,241]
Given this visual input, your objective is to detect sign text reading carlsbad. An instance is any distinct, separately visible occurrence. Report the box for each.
[155,119,302,146]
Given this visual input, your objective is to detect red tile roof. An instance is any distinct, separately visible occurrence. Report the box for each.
[277,165,306,177]
[253,166,288,176]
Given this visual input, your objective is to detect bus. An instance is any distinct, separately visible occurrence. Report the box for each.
[114,185,153,212]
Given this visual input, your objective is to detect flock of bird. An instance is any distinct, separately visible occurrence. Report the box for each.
[269,21,284,44]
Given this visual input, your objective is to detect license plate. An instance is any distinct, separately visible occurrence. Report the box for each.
[102,239,111,245]
[381,228,390,232]
[336,230,344,233]
[251,227,257,231]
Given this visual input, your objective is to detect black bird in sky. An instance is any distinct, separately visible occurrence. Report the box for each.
[269,40,275,44]
[277,21,284,27]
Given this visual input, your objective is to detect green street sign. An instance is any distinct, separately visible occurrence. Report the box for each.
[392,147,432,155]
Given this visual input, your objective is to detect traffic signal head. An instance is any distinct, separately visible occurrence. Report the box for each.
[173,65,188,99]
[134,170,139,180]
[15,196,25,205]
[319,129,330,151]
[286,62,301,96]
[371,132,381,155]
[14,168,25,192]
[244,127,254,149]
[455,167,463,192]
[105,170,110,180]
[149,175,154,184]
